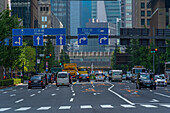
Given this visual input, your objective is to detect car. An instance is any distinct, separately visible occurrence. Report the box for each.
[79,74,90,82]
[28,75,46,89]
[95,73,105,82]
[126,72,132,80]
[108,70,112,81]
[122,74,127,80]
[136,73,156,90]
[111,70,122,82]
[155,75,167,87]
[56,72,71,87]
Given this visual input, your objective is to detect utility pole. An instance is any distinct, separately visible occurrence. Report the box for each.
[36,46,38,74]
[153,27,155,74]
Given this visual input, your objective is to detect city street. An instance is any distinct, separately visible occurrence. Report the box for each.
[0,80,170,113]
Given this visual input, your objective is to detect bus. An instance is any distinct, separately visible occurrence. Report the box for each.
[165,62,170,83]
[131,66,146,82]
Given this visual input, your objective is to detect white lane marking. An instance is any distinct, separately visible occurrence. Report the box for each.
[149,99,159,103]
[160,104,170,108]
[38,91,41,93]
[51,94,56,96]
[100,105,114,108]
[107,81,135,105]
[150,90,153,92]
[0,108,11,112]
[154,92,170,98]
[80,105,92,109]
[71,85,74,93]
[45,87,47,89]
[14,107,31,111]
[42,89,45,91]
[10,94,16,97]
[93,93,96,95]
[56,88,59,90]
[2,92,8,94]
[70,98,74,102]
[20,88,23,90]
[30,94,35,97]
[72,93,75,96]
[37,107,51,111]
[121,104,136,108]
[15,99,24,103]
[140,104,158,108]
[59,106,71,110]
[13,89,16,92]
[27,89,31,91]
[49,85,51,87]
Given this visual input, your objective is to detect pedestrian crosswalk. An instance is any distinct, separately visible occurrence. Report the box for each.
[0,104,170,112]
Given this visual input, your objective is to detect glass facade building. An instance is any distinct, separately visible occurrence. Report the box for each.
[92,0,121,24]
[50,0,70,35]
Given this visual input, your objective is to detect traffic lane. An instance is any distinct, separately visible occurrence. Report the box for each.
[72,81,129,106]
[112,80,170,103]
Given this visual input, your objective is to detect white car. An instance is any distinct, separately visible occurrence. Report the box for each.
[56,72,71,87]
[111,70,122,82]
[95,73,105,82]
[155,75,167,87]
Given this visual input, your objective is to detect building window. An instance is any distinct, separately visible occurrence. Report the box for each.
[147,11,151,16]
[141,19,145,25]
[141,11,145,16]
[126,6,132,10]
[43,7,45,11]
[141,3,145,8]
[42,16,44,22]
[40,7,42,11]
[44,25,47,28]
[147,19,150,25]
[42,25,44,28]
[126,0,131,4]
[44,16,47,22]
[46,7,48,11]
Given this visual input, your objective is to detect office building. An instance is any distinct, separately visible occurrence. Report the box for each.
[11,0,38,28]
[132,0,151,28]
[121,0,133,28]
[51,0,70,35]
[0,0,11,12]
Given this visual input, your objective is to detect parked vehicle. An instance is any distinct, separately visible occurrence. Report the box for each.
[56,72,71,87]
[136,73,156,90]
[155,75,167,87]
[95,73,105,82]
[28,75,46,89]
[111,70,122,82]
[79,74,90,82]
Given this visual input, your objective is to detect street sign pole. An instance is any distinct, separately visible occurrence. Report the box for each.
[153,27,155,74]
[36,46,38,74]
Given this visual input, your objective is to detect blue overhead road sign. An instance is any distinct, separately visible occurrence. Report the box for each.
[98,35,108,45]
[33,36,43,46]
[4,38,9,46]
[78,35,88,45]
[12,28,66,36]
[12,36,23,46]
[78,28,108,35]
[56,35,66,45]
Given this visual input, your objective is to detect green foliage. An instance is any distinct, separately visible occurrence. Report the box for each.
[0,79,14,86]
[60,49,70,65]
[13,78,22,85]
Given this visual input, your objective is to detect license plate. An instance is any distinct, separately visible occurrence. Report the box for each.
[99,77,101,78]
[62,83,64,85]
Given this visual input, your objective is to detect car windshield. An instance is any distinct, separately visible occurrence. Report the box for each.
[113,72,121,75]
[80,74,88,77]
[156,76,165,79]
[58,73,67,78]
[31,76,41,80]
[140,74,150,80]
[78,69,88,71]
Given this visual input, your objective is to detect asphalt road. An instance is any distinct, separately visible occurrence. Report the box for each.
[0,80,170,113]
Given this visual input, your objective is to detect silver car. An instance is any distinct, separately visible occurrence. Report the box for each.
[155,75,167,87]
[95,73,105,82]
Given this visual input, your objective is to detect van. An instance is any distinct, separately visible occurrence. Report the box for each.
[56,72,71,87]
[111,70,122,82]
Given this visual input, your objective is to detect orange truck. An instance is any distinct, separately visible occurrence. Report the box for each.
[62,63,78,82]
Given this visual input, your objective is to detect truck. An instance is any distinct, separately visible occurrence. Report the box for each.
[62,63,78,82]
[78,67,89,75]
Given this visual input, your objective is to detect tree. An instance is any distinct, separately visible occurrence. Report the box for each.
[60,49,70,65]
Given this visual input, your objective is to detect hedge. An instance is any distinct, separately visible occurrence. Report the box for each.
[13,78,22,85]
[0,79,14,86]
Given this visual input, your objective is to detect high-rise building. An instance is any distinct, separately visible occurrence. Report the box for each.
[80,1,92,28]
[11,0,38,28]
[70,1,80,36]
[0,0,11,12]
[149,0,170,29]
[91,0,121,24]
[50,0,70,35]
[132,0,151,28]
[121,0,133,28]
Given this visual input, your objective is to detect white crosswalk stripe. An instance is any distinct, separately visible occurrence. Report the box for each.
[59,106,71,110]
[0,108,11,112]
[140,104,158,108]
[160,104,170,108]
[121,104,136,108]
[37,107,51,111]
[100,105,114,108]
[80,105,92,109]
[14,107,31,111]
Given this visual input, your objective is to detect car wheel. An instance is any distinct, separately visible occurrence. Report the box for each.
[42,86,45,89]
[120,80,122,82]
[164,85,167,87]
[56,85,59,87]
[67,85,70,87]
[139,85,141,89]
[136,84,138,89]
[154,86,156,90]
[150,87,153,90]
[28,86,32,89]
[95,80,97,82]
[112,80,114,82]
[103,80,104,82]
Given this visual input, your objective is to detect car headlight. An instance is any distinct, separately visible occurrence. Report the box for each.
[165,81,167,83]
[155,80,157,83]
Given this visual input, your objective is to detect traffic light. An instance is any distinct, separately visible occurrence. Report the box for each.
[155,48,158,53]
[49,54,52,57]
[46,54,52,58]
[151,48,158,53]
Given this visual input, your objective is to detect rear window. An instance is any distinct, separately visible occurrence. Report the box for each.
[80,74,88,77]
[113,72,122,75]
[58,73,68,78]
[78,69,88,71]
[31,76,41,80]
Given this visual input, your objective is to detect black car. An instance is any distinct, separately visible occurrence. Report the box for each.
[28,75,46,89]
[136,73,156,90]
[79,74,90,82]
